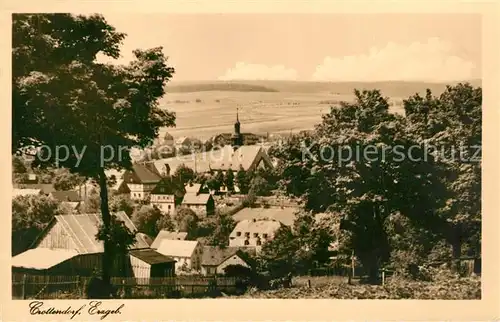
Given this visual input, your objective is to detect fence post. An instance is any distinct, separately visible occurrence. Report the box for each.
[21,274,27,300]
[381,269,385,286]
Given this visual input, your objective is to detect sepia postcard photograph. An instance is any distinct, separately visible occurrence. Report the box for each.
[1,0,499,321]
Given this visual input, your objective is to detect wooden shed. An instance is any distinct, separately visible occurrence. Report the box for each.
[129,249,176,284]
[13,212,150,277]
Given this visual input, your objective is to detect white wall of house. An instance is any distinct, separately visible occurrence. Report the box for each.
[128,183,157,200]
[151,194,176,214]
[229,232,271,248]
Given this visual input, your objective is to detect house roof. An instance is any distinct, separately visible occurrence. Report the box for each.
[150,230,188,249]
[13,188,42,197]
[61,201,80,210]
[35,211,149,254]
[13,183,55,194]
[129,249,176,265]
[137,232,154,246]
[182,193,212,205]
[185,183,202,194]
[152,145,271,174]
[232,207,299,227]
[12,248,79,270]
[50,190,81,202]
[123,163,162,184]
[150,177,183,195]
[157,239,199,258]
[229,219,282,238]
[201,246,245,266]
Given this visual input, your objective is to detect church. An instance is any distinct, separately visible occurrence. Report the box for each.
[152,109,274,175]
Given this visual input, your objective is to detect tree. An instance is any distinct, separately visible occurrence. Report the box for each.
[258,225,298,277]
[12,155,27,173]
[274,89,447,281]
[224,168,235,192]
[173,207,199,238]
[12,13,176,291]
[131,205,163,237]
[235,166,251,194]
[403,83,482,265]
[12,195,65,255]
[53,168,85,191]
[109,194,135,217]
[208,212,237,248]
[155,214,175,233]
[174,164,195,186]
[249,175,272,196]
[80,187,101,213]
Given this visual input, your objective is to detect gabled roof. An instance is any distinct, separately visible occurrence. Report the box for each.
[185,183,202,194]
[201,246,246,266]
[129,249,176,265]
[123,163,162,184]
[12,248,79,270]
[33,211,149,254]
[151,230,188,249]
[232,207,299,227]
[157,239,199,258]
[13,188,42,197]
[229,219,282,238]
[13,183,55,194]
[182,193,212,205]
[50,190,81,202]
[150,177,183,195]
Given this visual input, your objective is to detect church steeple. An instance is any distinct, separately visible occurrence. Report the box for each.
[231,107,243,148]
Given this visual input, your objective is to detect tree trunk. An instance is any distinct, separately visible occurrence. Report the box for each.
[98,167,112,298]
[450,225,462,273]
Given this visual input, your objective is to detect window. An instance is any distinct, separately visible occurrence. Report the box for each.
[168,205,171,209]
[253,233,259,238]
[236,232,241,237]
[244,240,250,246]
[263,233,268,239]
[244,232,250,238]
[256,240,262,246]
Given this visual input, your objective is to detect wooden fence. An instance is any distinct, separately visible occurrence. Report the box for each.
[12,273,239,300]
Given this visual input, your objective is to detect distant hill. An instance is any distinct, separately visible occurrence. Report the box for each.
[167,79,482,97]
[167,82,278,93]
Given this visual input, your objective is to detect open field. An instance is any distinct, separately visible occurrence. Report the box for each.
[159,80,481,140]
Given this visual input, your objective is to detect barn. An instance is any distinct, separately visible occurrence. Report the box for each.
[12,211,150,277]
[128,249,176,284]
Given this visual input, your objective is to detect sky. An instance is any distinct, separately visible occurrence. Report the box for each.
[97,13,482,82]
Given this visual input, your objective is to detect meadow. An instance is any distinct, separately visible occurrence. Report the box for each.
[159,80,480,140]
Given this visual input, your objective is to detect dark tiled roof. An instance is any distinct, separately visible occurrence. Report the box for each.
[122,163,162,184]
[50,190,81,202]
[36,211,149,254]
[201,246,249,266]
[129,249,176,265]
[150,177,184,196]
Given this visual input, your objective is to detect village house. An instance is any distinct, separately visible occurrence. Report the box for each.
[156,239,203,272]
[150,177,183,215]
[13,183,55,195]
[150,230,188,249]
[232,206,299,227]
[122,163,162,201]
[128,249,176,283]
[201,246,252,276]
[11,211,176,279]
[181,193,215,216]
[49,190,82,212]
[229,219,283,252]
